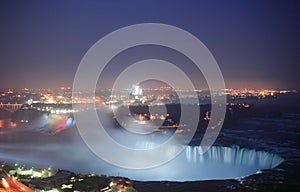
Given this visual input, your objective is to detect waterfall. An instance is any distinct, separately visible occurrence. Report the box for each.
[185,146,284,169]
[0,127,285,181]
[103,145,284,181]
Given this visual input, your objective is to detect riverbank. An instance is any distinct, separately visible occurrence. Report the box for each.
[0,162,137,192]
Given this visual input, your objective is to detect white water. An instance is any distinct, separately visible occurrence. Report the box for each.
[0,125,284,181]
[0,109,284,181]
[100,145,284,181]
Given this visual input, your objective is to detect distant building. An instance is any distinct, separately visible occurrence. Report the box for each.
[130,85,143,101]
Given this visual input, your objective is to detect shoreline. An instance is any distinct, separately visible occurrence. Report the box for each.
[0,162,137,192]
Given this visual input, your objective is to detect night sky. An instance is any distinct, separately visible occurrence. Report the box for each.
[0,0,299,90]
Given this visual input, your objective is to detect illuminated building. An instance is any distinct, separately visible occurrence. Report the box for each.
[131,85,143,100]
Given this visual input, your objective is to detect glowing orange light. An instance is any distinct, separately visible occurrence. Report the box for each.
[0,120,3,128]
[10,122,17,128]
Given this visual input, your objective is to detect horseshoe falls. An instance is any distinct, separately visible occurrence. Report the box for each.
[0,126,284,181]
[102,145,284,181]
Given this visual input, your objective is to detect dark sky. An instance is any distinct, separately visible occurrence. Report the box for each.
[0,0,299,90]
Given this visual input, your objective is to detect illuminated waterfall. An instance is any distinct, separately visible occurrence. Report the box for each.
[185,146,283,169]
[0,128,284,181]
[105,145,284,181]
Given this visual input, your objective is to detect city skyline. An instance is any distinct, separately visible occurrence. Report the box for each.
[0,0,299,90]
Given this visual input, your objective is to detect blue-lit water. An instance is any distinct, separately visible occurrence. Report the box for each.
[0,129,284,181]
[0,113,285,181]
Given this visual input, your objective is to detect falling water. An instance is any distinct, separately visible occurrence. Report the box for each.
[0,111,284,181]
[185,146,283,169]
[0,129,284,181]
